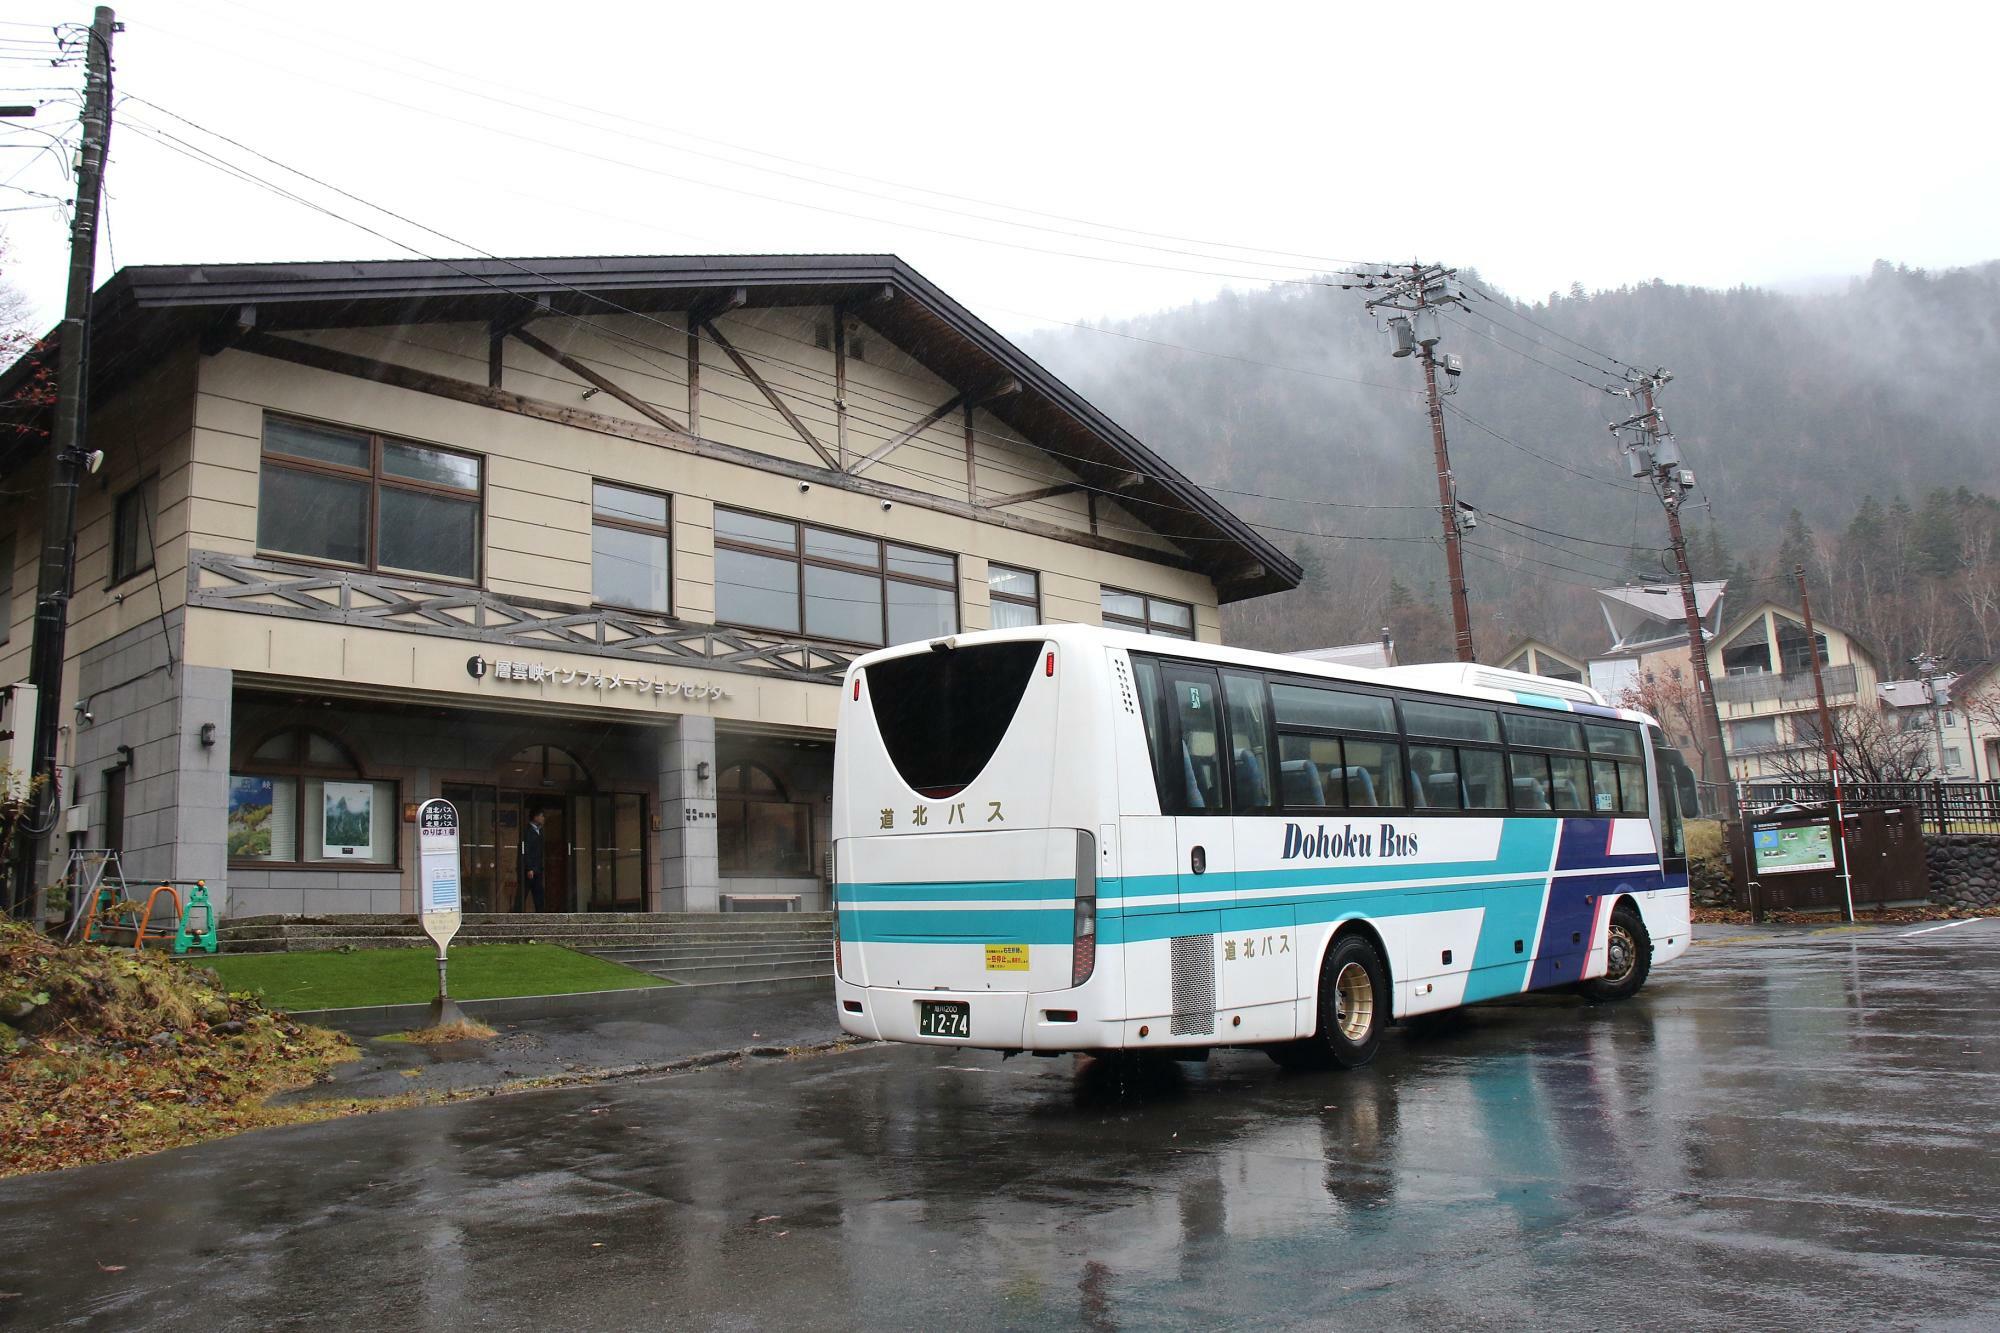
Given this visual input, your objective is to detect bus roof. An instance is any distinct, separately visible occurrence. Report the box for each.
[849,624,1660,729]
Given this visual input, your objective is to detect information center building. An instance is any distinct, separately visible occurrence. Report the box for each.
[0,256,1297,917]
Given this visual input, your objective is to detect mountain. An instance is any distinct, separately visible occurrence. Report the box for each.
[1022,261,2000,669]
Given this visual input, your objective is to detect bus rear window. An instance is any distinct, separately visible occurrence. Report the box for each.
[866,641,1043,798]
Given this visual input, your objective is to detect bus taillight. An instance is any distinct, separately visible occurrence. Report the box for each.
[831,879,843,980]
[1045,649,1055,677]
[1072,829,1097,988]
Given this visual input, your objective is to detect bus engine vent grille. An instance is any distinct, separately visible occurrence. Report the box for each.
[1169,935,1216,1035]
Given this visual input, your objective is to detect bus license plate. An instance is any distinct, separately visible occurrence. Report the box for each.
[919,1001,970,1039]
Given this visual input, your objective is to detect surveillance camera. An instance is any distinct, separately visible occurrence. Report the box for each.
[83,449,104,474]
[881,500,892,511]
[798,482,811,493]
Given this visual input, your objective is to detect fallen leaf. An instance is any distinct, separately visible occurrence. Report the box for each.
[755,1215,781,1223]
[775,1231,789,1238]
[97,1263,126,1274]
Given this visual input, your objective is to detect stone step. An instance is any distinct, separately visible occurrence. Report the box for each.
[640,960,836,985]
[587,947,832,968]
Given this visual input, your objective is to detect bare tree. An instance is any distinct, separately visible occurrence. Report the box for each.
[1758,703,1937,785]
[1617,666,1712,774]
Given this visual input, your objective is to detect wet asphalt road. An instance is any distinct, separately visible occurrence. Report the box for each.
[5,920,1999,1331]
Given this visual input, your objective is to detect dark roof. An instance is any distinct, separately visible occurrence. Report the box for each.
[0,254,1299,601]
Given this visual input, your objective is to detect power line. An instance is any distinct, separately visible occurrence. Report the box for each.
[1459,277,1645,377]
[1438,399,1641,492]
[1435,310,1623,395]
[125,25,1361,293]
[179,0,1377,275]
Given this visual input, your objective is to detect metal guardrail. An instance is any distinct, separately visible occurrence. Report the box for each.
[1714,663,1859,706]
[1739,780,2000,836]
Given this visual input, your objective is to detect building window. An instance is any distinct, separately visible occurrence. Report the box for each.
[591,482,671,612]
[1773,616,1829,673]
[713,507,957,647]
[228,725,396,867]
[1729,717,1780,751]
[987,564,1040,629]
[1101,586,1194,638]
[717,762,813,876]
[112,476,158,585]
[1721,620,1773,676]
[258,415,482,582]
[1942,746,1964,770]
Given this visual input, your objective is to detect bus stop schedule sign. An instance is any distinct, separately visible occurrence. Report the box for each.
[417,799,463,950]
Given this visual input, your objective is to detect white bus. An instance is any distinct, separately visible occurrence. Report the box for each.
[831,625,1698,1068]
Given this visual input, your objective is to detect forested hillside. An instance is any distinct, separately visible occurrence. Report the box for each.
[1024,262,2000,671]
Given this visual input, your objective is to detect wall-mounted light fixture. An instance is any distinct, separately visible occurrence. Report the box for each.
[114,744,134,771]
[197,722,217,748]
[695,759,711,782]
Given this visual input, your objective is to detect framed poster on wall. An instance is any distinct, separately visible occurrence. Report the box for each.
[322,780,375,859]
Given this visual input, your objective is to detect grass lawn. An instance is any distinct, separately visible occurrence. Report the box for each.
[196,943,668,1011]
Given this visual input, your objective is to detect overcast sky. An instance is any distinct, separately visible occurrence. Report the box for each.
[3,0,1996,338]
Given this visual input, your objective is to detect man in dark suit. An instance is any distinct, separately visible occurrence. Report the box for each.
[519,808,547,912]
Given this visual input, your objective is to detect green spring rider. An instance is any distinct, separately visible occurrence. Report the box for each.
[174,881,217,955]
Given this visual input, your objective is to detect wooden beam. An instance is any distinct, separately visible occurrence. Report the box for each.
[852,376,1024,474]
[509,326,685,433]
[850,390,967,477]
[963,402,975,503]
[230,331,1201,574]
[979,481,1084,510]
[686,322,701,435]
[833,305,848,470]
[487,296,550,388]
[700,318,840,471]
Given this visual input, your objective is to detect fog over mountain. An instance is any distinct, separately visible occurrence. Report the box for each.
[1024,261,2000,668]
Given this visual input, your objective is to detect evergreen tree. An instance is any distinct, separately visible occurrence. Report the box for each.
[1773,508,1816,584]
[1912,488,1960,576]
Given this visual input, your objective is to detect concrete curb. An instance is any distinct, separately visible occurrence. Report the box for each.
[289,972,833,1032]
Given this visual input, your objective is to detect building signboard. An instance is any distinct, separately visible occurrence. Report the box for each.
[466,655,729,700]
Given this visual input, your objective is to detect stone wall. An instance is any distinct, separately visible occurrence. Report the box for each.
[1689,855,1734,909]
[1926,836,2000,911]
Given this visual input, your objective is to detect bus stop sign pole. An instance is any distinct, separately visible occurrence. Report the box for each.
[417,799,465,1027]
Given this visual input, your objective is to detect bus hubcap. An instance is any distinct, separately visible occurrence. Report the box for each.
[1605,925,1635,983]
[1333,961,1374,1042]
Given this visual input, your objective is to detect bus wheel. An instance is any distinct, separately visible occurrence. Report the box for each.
[1315,934,1388,1069]
[1582,903,1652,1001]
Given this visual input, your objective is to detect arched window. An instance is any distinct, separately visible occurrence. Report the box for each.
[229,726,396,868]
[500,744,594,793]
[717,761,812,877]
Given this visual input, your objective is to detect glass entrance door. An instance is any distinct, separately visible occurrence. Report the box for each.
[439,783,646,913]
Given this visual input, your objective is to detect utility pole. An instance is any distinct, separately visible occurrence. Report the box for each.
[1358,263,1477,662]
[10,6,117,917]
[1911,651,1948,775]
[1796,564,1853,921]
[1615,372,1734,817]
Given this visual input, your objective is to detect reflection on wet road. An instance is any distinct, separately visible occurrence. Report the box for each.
[5,923,1998,1330]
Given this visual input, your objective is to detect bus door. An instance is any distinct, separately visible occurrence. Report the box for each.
[1156,661,1234,914]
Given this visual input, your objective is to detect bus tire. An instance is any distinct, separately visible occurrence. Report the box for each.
[1582,902,1651,1001]
[1314,933,1388,1069]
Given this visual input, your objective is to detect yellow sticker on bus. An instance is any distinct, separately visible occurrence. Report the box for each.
[984,944,1030,971]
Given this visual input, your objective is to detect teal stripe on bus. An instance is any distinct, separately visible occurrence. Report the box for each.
[838,878,1080,904]
[838,907,1075,943]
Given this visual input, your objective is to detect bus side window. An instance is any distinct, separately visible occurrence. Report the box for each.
[1131,656,1176,811]
[1158,663,1227,815]
[1222,671,1274,812]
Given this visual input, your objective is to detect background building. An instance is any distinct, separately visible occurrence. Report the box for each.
[0,255,1297,919]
